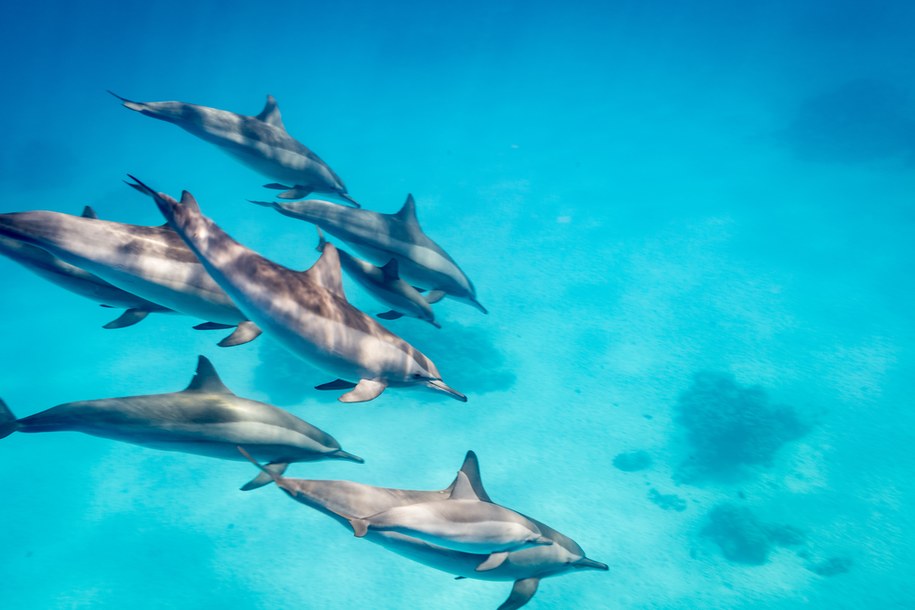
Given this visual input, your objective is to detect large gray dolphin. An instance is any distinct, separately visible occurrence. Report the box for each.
[251,194,486,314]
[111,92,357,206]
[0,205,173,328]
[0,356,363,490]
[239,448,607,609]
[131,177,466,404]
[0,208,261,346]
[317,229,444,328]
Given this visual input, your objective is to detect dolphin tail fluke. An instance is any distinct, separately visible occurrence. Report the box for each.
[498,578,540,610]
[329,449,365,464]
[0,398,19,440]
[476,551,509,572]
[236,446,285,491]
[247,199,277,209]
[108,90,146,112]
[102,308,150,329]
[218,321,262,347]
[240,461,289,491]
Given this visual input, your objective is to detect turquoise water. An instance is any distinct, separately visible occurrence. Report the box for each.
[2,1,914,607]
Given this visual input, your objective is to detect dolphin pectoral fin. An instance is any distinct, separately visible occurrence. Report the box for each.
[0,398,19,440]
[377,310,404,320]
[263,183,291,190]
[240,462,289,491]
[218,321,262,347]
[277,186,312,200]
[348,517,369,538]
[454,576,467,580]
[475,552,509,573]
[193,322,235,330]
[533,535,553,546]
[339,379,387,403]
[498,578,540,610]
[103,308,150,329]
[315,379,357,391]
[424,290,446,304]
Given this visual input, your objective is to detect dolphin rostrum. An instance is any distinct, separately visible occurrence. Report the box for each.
[0,356,363,490]
[238,448,607,609]
[0,207,261,346]
[0,205,173,328]
[251,194,486,313]
[317,229,444,328]
[111,92,357,206]
[131,177,466,404]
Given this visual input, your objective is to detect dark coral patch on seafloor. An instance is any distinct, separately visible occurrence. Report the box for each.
[674,372,808,483]
[613,450,653,472]
[701,504,805,566]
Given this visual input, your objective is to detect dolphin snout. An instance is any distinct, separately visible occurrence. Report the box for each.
[426,379,467,402]
[573,557,609,571]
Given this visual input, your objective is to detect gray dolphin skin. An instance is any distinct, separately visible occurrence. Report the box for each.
[0,356,363,489]
[0,206,173,329]
[317,229,444,328]
[110,92,358,207]
[239,448,607,609]
[251,194,486,313]
[131,177,466,404]
[0,207,261,346]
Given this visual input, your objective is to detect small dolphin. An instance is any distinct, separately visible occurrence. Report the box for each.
[251,194,485,313]
[317,229,444,328]
[238,448,606,609]
[0,356,362,489]
[345,471,553,569]
[0,205,173,328]
[111,91,357,206]
[0,207,261,346]
[132,177,465,403]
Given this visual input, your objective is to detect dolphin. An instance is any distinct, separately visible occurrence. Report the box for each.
[0,207,261,346]
[238,448,607,609]
[317,229,444,328]
[0,356,363,490]
[250,194,486,314]
[344,471,554,568]
[0,205,174,328]
[131,177,466,404]
[110,91,357,206]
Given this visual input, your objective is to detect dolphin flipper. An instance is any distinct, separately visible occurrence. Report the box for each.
[103,308,150,329]
[218,321,262,347]
[315,379,357,391]
[476,551,509,572]
[276,186,313,200]
[339,379,387,403]
[424,290,446,304]
[498,578,541,610]
[0,398,18,440]
[193,322,236,330]
[377,310,404,320]
[240,462,289,491]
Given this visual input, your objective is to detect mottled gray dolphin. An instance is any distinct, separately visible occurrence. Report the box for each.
[0,356,362,490]
[0,206,173,328]
[0,208,261,346]
[317,229,444,328]
[111,92,357,206]
[251,194,486,313]
[239,449,606,609]
[131,177,465,404]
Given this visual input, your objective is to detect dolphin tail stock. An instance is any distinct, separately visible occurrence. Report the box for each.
[102,308,150,329]
[497,578,541,610]
[0,398,19,440]
[236,446,288,491]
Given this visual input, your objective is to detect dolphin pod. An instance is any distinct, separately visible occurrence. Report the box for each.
[0,205,261,346]
[0,356,362,489]
[111,92,358,206]
[251,194,487,313]
[239,448,607,609]
[130,177,466,404]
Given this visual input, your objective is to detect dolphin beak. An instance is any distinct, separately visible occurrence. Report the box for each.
[331,449,365,464]
[427,379,467,402]
[574,557,609,571]
[470,298,488,314]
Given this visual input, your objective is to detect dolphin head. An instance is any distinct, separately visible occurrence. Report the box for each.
[401,356,466,402]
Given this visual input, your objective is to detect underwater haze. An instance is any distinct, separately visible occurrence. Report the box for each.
[2,0,914,608]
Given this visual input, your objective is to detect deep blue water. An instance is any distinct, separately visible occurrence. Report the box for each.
[1,1,914,608]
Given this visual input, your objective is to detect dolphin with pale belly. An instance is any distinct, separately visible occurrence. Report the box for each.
[0,356,363,490]
[239,448,607,609]
[111,92,357,206]
[131,177,465,404]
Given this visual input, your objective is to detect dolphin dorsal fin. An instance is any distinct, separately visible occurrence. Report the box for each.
[303,242,346,299]
[394,194,420,227]
[380,258,400,281]
[81,206,98,219]
[179,191,200,213]
[456,450,492,502]
[448,471,481,501]
[256,95,286,130]
[184,356,233,394]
